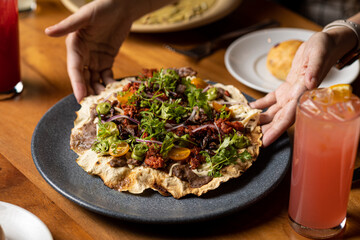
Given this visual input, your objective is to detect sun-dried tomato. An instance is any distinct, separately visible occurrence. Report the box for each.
[122,83,131,92]
[188,147,205,169]
[121,104,137,118]
[189,157,202,169]
[215,118,244,134]
[122,82,139,93]
[172,126,186,137]
[228,121,244,132]
[145,155,165,169]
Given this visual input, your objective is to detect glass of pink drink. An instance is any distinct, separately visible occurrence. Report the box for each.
[0,0,23,100]
[289,85,360,239]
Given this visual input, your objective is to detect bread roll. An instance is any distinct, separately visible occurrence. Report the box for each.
[266,39,303,80]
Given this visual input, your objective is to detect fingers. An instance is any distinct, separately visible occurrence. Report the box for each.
[250,91,281,125]
[90,71,105,94]
[261,100,297,147]
[259,104,281,124]
[101,69,115,85]
[261,113,294,147]
[66,33,88,102]
[69,66,88,103]
[261,121,290,147]
[249,91,276,109]
[45,5,92,37]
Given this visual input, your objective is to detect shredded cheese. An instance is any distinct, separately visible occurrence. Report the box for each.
[229,105,260,131]
[192,163,211,177]
[169,162,181,176]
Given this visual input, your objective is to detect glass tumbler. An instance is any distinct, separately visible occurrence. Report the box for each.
[18,0,36,12]
[288,87,360,239]
[0,0,23,100]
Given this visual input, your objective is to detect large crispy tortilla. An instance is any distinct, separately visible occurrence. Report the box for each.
[71,78,262,199]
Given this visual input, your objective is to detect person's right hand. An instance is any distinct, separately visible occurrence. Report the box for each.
[45,0,136,102]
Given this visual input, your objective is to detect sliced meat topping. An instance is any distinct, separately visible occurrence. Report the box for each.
[172,164,212,188]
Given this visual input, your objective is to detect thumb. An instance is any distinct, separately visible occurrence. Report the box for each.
[304,64,322,90]
[249,91,276,110]
[304,49,330,90]
[45,4,92,37]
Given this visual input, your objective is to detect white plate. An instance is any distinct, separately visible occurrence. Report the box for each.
[60,0,242,32]
[0,201,53,240]
[225,28,360,93]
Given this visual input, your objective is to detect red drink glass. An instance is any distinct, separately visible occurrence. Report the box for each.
[289,86,360,239]
[0,0,23,99]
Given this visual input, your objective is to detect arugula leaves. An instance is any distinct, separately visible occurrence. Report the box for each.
[146,69,178,96]
[160,132,198,157]
[183,78,212,117]
[159,99,190,123]
[201,134,252,177]
[219,105,231,119]
[160,133,176,157]
[140,111,166,139]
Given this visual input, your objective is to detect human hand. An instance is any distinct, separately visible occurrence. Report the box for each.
[45,0,174,102]
[250,30,355,147]
[45,0,136,102]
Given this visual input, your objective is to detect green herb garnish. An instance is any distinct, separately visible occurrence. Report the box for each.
[183,78,212,117]
[201,134,252,177]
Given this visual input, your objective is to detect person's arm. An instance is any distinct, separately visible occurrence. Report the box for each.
[250,13,360,147]
[45,0,174,102]
[305,13,360,89]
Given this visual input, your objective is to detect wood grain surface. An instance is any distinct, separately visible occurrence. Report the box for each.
[1,0,360,239]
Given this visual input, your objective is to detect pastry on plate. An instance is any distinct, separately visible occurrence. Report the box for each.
[266,39,303,81]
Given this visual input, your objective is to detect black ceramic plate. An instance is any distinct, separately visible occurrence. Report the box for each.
[31,93,291,224]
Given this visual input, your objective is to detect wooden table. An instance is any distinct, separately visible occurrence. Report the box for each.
[1,0,360,239]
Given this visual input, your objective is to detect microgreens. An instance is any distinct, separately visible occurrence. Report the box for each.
[146,69,178,96]
[201,133,252,177]
[140,111,166,139]
[91,68,250,178]
[183,78,212,117]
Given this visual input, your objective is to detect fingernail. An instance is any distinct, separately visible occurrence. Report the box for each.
[44,26,52,33]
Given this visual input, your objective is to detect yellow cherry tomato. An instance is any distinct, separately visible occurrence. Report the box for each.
[212,102,234,118]
[191,77,208,89]
[109,141,130,157]
[117,91,134,104]
[168,147,191,161]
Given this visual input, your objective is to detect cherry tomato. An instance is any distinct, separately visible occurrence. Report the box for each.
[117,91,134,104]
[212,102,234,118]
[168,147,191,161]
[191,77,208,89]
[109,141,130,157]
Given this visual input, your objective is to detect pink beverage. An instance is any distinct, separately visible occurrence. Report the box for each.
[0,0,21,93]
[289,87,360,239]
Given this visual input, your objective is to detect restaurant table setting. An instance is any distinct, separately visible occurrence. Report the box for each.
[1,0,360,239]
